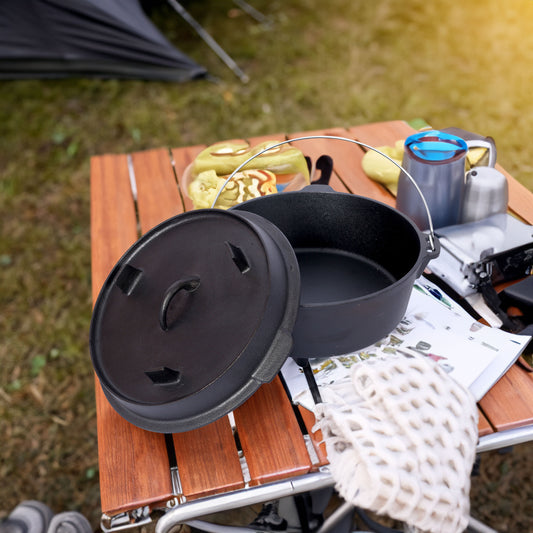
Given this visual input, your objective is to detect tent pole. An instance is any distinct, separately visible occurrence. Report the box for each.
[166,0,249,83]
[232,0,272,26]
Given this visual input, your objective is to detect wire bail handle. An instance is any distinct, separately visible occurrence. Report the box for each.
[211,135,437,253]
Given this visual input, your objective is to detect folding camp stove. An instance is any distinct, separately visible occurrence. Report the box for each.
[428,213,533,298]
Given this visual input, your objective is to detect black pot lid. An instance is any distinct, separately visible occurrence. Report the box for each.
[90,209,300,433]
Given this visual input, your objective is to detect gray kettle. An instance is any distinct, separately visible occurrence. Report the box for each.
[396,129,497,230]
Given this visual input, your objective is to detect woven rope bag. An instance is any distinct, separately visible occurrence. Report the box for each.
[314,352,478,533]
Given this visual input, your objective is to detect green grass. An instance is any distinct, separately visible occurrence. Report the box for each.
[1,0,533,530]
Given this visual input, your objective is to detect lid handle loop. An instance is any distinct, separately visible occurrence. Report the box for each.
[159,276,201,331]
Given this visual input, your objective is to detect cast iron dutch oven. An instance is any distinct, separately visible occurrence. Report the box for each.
[90,185,439,433]
[232,185,439,359]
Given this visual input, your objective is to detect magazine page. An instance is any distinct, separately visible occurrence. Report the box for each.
[282,276,531,409]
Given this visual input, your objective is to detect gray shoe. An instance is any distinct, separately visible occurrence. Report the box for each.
[0,501,54,533]
[46,513,92,533]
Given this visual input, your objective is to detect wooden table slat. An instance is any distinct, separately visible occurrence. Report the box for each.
[90,154,174,516]
[233,376,312,485]
[291,128,400,204]
[131,148,185,233]
[298,406,328,467]
[477,410,493,438]
[173,417,245,500]
[479,364,533,431]
[246,133,287,145]
[95,381,173,515]
[349,120,418,150]
[90,154,138,300]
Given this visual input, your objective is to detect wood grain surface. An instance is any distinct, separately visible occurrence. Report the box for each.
[233,377,312,485]
[172,417,245,499]
[90,154,174,516]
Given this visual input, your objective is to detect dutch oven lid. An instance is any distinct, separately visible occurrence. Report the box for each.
[90,209,300,433]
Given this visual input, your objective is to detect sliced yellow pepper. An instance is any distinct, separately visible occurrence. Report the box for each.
[361,140,405,194]
[191,140,310,184]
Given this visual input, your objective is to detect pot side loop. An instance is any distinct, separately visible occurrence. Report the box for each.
[210,135,437,253]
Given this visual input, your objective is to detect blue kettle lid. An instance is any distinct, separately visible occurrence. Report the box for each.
[405,130,467,162]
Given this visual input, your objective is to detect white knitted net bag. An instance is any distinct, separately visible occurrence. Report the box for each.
[313,352,479,533]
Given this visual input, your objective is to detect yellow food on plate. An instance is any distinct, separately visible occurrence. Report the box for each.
[188,169,277,210]
[183,138,311,209]
[191,140,310,184]
[361,140,405,194]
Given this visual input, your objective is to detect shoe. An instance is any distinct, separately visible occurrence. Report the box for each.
[0,501,54,533]
[249,502,288,532]
[46,512,92,533]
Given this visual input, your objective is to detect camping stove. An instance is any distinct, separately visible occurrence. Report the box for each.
[428,213,533,297]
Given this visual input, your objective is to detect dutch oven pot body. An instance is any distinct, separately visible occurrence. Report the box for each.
[233,185,439,359]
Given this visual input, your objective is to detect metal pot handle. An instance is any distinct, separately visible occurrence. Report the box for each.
[210,135,437,253]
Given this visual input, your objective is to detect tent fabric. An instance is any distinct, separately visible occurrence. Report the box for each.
[0,0,208,81]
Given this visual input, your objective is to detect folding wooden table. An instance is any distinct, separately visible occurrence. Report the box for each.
[90,120,533,532]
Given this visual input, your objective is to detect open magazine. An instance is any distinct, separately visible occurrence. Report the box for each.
[282,276,531,407]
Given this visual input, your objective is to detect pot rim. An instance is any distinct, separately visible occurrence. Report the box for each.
[235,187,439,305]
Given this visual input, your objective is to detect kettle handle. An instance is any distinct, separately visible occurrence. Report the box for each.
[465,139,497,168]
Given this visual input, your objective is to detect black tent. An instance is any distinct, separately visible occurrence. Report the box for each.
[0,0,208,81]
